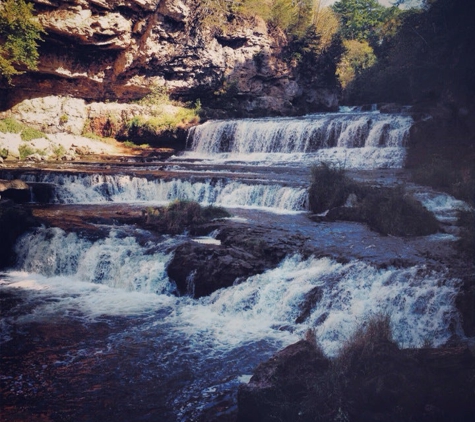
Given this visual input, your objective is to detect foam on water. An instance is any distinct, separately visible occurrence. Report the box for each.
[0,271,176,322]
[170,255,461,356]
[184,112,412,169]
[14,227,175,294]
[3,230,462,356]
[415,191,472,223]
[26,173,308,213]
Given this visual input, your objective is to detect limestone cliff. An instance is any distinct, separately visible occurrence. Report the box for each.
[1,0,339,116]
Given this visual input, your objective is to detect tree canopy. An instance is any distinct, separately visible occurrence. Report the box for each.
[0,0,44,84]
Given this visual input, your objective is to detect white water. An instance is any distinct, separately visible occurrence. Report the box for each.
[14,227,175,295]
[415,191,472,223]
[183,112,412,168]
[2,229,462,356]
[25,173,308,213]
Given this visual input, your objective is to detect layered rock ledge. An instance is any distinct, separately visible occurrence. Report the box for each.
[1,0,338,116]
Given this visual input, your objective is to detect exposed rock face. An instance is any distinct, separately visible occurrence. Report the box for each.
[1,0,339,115]
[167,224,307,298]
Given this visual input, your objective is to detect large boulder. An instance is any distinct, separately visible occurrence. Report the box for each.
[167,224,307,298]
[0,179,31,203]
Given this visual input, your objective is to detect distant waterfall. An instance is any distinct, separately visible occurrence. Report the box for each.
[184,112,412,168]
[25,173,308,212]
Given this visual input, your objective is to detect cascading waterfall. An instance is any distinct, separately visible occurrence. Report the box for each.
[23,173,308,212]
[7,230,461,356]
[183,112,412,168]
[2,107,467,421]
[14,227,175,295]
[182,255,461,355]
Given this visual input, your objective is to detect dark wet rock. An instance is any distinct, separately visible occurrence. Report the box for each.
[238,339,475,422]
[168,224,307,298]
[0,200,39,269]
[28,182,55,203]
[237,340,329,422]
[167,241,264,298]
[295,286,324,324]
[0,179,31,203]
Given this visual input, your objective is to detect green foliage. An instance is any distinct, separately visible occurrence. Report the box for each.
[59,114,68,124]
[309,163,439,236]
[18,143,35,159]
[411,155,475,206]
[360,186,439,236]
[135,85,170,108]
[145,200,230,234]
[0,0,44,83]
[332,0,390,43]
[127,106,200,136]
[20,126,46,141]
[0,117,23,133]
[122,140,149,149]
[345,0,475,106]
[337,39,376,88]
[82,131,102,141]
[0,147,8,159]
[51,144,66,159]
[0,118,46,141]
[309,163,356,213]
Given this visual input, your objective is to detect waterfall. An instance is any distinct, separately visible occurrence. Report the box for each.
[25,173,308,213]
[181,255,461,355]
[9,229,461,355]
[184,112,412,168]
[14,227,175,295]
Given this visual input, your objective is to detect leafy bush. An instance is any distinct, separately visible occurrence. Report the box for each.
[0,0,44,83]
[412,155,475,207]
[51,144,66,159]
[308,163,357,213]
[309,163,439,236]
[0,147,8,159]
[0,117,24,133]
[359,186,439,236]
[18,143,35,159]
[127,106,200,136]
[20,126,46,141]
[144,200,230,234]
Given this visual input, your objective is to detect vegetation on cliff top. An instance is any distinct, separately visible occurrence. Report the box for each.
[0,0,44,84]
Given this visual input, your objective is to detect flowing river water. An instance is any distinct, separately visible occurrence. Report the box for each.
[0,110,470,421]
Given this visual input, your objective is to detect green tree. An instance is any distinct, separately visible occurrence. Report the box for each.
[332,0,388,43]
[0,0,44,83]
[337,39,376,88]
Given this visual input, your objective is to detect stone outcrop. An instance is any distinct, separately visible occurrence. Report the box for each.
[1,0,339,116]
[0,179,31,203]
[238,339,475,422]
[167,224,307,298]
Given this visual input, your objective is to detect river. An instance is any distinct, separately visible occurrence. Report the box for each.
[0,110,469,421]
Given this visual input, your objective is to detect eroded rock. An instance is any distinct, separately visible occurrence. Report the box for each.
[2,0,339,116]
